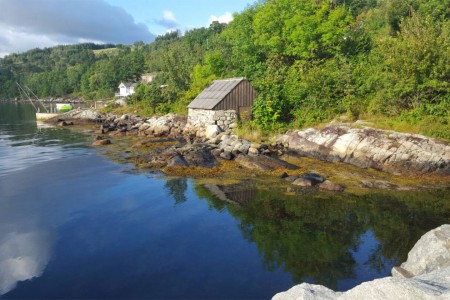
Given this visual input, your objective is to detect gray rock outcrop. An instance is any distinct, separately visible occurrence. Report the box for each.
[273,225,450,300]
[59,108,105,121]
[276,124,450,175]
[392,224,450,278]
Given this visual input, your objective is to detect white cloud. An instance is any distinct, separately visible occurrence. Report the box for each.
[154,10,179,29]
[163,10,177,23]
[209,12,234,24]
[0,0,155,57]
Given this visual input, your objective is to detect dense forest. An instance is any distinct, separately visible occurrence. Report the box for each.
[0,0,449,138]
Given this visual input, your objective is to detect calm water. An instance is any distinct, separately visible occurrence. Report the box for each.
[0,101,449,299]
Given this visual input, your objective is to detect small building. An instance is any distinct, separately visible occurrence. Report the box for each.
[115,82,137,98]
[187,78,257,133]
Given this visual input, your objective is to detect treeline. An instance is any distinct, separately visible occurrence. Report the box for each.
[0,0,449,137]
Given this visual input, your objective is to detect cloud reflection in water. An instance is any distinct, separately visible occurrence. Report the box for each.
[0,230,53,295]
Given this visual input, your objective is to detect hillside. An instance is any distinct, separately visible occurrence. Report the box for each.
[0,0,448,139]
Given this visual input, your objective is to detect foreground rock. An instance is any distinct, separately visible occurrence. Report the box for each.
[273,224,450,300]
[276,123,450,175]
[392,224,450,278]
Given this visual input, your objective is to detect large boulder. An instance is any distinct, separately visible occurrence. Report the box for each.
[274,269,450,300]
[277,124,450,175]
[392,224,450,278]
[273,283,340,300]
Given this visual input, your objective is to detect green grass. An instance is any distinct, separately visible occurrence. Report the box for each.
[361,114,450,142]
[93,48,120,57]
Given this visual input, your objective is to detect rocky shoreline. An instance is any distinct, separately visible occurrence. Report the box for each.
[53,109,450,190]
[54,110,450,298]
[273,224,450,299]
[276,124,450,176]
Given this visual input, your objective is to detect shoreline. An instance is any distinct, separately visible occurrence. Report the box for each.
[49,109,450,193]
[46,109,450,298]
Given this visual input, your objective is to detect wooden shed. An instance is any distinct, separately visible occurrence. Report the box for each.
[187,77,257,119]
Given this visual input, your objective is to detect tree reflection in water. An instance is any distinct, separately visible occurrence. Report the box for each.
[194,182,450,290]
[164,178,188,205]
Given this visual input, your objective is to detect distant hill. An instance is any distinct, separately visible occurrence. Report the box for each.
[0,0,448,139]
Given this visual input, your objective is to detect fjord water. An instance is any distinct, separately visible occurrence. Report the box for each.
[1,101,449,299]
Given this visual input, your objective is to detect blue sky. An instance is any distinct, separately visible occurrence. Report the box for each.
[105,0,252,34]
[0,0,253,57]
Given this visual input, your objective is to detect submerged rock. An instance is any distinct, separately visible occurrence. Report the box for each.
[92,136,111,146]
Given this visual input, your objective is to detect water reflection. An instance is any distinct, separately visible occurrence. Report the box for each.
[203,181,257,207]
[1,101,449,298]
[194,182,450,290]
[164,178,188,205]
[0,231,54,295]
[0,102,90,177]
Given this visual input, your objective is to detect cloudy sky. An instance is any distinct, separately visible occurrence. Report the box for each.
[0,0,252,57]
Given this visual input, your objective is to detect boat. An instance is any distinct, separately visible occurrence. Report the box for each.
[35,112,60,120]
[16,83,73,120]
[56,103,73,112]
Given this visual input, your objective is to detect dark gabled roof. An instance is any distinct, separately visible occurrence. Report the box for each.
[187,77,246,110]
[120,82,136,88]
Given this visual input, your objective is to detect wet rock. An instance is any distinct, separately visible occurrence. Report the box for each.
[302,173,326,184]
[319,180,345,192]
[235,154,299,172]
[57,121,73,127]
[178,144,219,168]
[92,137,111,146]
[167,154,189,167]
[279,172,289,179]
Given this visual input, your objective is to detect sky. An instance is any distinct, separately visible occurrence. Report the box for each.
[0,0,253,58]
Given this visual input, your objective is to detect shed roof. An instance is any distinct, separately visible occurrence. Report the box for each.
[119,82,136,88]
[187,77,246,110]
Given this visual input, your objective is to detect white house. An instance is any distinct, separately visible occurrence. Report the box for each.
[116,82,137,98]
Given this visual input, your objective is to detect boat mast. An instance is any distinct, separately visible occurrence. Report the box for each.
[16,82,48,113]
